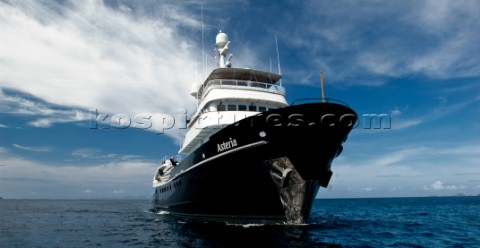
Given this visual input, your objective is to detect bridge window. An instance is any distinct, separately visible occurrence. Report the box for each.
[227,105,236,111]
[238,105,247,111]
[217,104,226,111]
[207,103,217,112]
[253,82,264,88]
[259,106,267,112]
[249,105,257,111]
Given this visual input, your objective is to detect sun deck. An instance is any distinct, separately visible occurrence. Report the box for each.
[193,67,282,98]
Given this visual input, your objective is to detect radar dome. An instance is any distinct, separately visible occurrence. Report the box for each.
[216,32,228,48]
[190,83,198,97]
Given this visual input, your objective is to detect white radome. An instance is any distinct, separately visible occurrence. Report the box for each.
[190,83,198,97]
[216,32,228,48]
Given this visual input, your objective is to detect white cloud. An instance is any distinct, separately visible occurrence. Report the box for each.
[321,140,480,198]
[360,187,374,192]
[71,148,152,162]
[366,1,480,79]
[0,124,7,128]
[390,108,401,117]
[445,185,464,190]
[431,181,444,190]
[0,148,158,198]
[0,147,7,153]
[368,147,427,167]
[0,0,203,141]
[423,180,466,191]
[12,143,52,152]
[71,148,143,162]
[27,111,91,128]
[71,148,113,159]
[280,0,480,83]
[392,97,480,130]
[0,89,92,127]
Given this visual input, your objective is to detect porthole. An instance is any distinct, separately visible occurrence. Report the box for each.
[259,131,266,138]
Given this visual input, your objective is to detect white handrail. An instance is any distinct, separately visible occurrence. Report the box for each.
[200,79,285,99]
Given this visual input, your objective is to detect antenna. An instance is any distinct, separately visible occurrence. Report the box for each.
[275,35,282,86]
[201,4,205,78]
[195,56,199,108]
[320,71,325,103]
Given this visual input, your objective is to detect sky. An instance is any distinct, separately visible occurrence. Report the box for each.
[0,0,479,199]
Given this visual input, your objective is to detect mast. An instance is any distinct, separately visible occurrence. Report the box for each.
[320,71,325,103]
[275,35,282,86]
[215,31,232,68]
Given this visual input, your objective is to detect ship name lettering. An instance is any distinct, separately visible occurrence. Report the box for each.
[217,137,238,152]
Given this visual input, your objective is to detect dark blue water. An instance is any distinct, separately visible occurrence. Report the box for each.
[1,197,479,247]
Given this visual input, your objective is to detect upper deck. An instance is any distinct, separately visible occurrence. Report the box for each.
[204,67,281,83]
[180,31,287,154]
[194,67,282,99]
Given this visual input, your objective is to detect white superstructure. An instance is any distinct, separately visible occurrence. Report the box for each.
[179,31,288,154]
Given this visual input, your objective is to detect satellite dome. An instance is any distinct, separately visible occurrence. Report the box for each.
[190,83,198,97]
[216,32,228,48]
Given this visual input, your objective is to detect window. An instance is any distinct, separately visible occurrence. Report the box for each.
[238,105,247,111]
[251,82,261,88]
[217,104,226,111]
[227,105,236,111]
[259,106,267,112]
[249,105,257,111]
[208,103,217,112]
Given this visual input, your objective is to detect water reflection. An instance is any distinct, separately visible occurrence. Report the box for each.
[148,213,342,248]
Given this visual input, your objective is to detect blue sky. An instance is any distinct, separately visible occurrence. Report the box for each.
[1,0,479,199]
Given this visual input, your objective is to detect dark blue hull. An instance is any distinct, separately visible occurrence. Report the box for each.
[153,102,357,223]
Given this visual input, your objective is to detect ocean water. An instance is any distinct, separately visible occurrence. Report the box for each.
[0,197,479,247]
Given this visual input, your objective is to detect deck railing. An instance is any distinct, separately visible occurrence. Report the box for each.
[289,98,350,107]
[200,79,285,98]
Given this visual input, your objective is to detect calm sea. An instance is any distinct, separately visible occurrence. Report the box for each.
[0,197,479,247]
